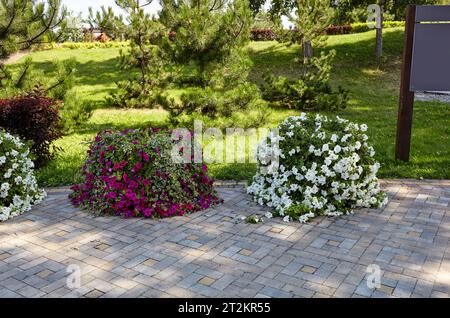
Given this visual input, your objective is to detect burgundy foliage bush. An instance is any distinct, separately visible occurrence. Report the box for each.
[0,92,63,167]
[250,28,277,41]
[325,25,353,35]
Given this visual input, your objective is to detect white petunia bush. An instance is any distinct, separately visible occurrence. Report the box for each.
[248,113,388,223]
[0,129,46,222]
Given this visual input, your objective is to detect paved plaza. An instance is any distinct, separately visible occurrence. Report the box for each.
[0,180,449,298]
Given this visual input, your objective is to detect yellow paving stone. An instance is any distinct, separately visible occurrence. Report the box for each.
[270,227,283,233]
[300,266,317,274]
[55,230,68,237]
[186,249,204,257]
[377,284,394,295]
[239,249,253,256]
[186,235,199,241]
[395,255,409,262]
[0,253,10,261]
[198,277,215,286]
[328,240,341,247]
[407,231,421,237]
[143,258,157,266]
[221,216,232,222]
[37,269,53,278]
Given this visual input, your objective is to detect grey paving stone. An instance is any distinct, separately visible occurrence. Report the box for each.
[259,286,292,298]
[1,180,449,298]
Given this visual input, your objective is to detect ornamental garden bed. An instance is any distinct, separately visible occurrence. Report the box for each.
[70,129,221,219]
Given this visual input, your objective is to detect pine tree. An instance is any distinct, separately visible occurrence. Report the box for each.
[87,6,125,40]
[109,0,262,122]
[159,0,261,120]
[0,0,68,60]
[0,0,73,96]
[107,0,167,109]
[285,0,334,61]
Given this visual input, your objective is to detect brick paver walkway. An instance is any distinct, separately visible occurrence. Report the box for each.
[0,180,449,298]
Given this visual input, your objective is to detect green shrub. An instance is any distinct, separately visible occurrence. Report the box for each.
[60,90,94,130]
[262,50,348,112]
[58,41,129,50]
[350,21,405,33]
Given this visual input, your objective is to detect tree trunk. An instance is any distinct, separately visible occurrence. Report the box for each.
[303,41,313,61]
[375,1,384,61]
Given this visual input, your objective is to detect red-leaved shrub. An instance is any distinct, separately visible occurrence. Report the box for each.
[0,92,63,167]
[250,29,277,41]
[325,25,353,35]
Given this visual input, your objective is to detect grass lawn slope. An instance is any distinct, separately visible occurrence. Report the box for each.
[10,28,450,186]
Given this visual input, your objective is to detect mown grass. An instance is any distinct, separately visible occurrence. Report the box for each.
[11,28,450,186]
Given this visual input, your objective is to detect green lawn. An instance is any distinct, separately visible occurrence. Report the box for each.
[12,28,450,186]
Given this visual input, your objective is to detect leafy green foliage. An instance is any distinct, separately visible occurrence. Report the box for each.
[60,90,94,131]
[278,0,334,60]
[0,0,74,100]
[10,29,450,185]
[64,11,85,42]
[262,50,348,111]
[109,0,265,124]
[159,0,264,121]
[0,58,76,100]
[106,0,168,109]
[87,5,126,40]
[0,0,68,60]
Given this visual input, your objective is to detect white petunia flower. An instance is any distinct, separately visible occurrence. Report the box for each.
[334,145,342,154]
[247,114,386,224]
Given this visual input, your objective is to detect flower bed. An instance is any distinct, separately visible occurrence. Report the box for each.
[248,113,387,223]
[70,129,221,218]
[0,130,46,222]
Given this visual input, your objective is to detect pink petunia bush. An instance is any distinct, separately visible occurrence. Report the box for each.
[69,128,221,218]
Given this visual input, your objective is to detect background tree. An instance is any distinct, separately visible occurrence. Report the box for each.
[87,5,125,40]
[284,0,334,61]
[0,0,67,60]
[107,0,167,108]
[333,0,443,61]
[0,0,73,96]
[158,0,261,120]
[65,11,85,42]
[110,0,263,124]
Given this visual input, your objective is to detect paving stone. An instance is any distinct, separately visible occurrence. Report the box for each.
[84,289,105,298]
[198,277,216,286]
[377,284,394,295]
[36,269,54,279]
[1,180,449,298]
[259,286,292,298]
[239,249,253,256]
[300,266,317,274]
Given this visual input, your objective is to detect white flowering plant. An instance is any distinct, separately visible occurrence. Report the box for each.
[248,113,387,223]
[0,129,46,222]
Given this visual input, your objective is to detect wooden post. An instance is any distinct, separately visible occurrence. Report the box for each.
[395,5,416,162]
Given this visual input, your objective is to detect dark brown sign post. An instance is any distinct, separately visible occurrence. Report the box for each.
[396,5,450,161]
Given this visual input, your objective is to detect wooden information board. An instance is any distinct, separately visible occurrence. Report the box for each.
[396,5,450,161]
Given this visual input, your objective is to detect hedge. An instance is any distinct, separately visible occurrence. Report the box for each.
[250,21,405,41]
